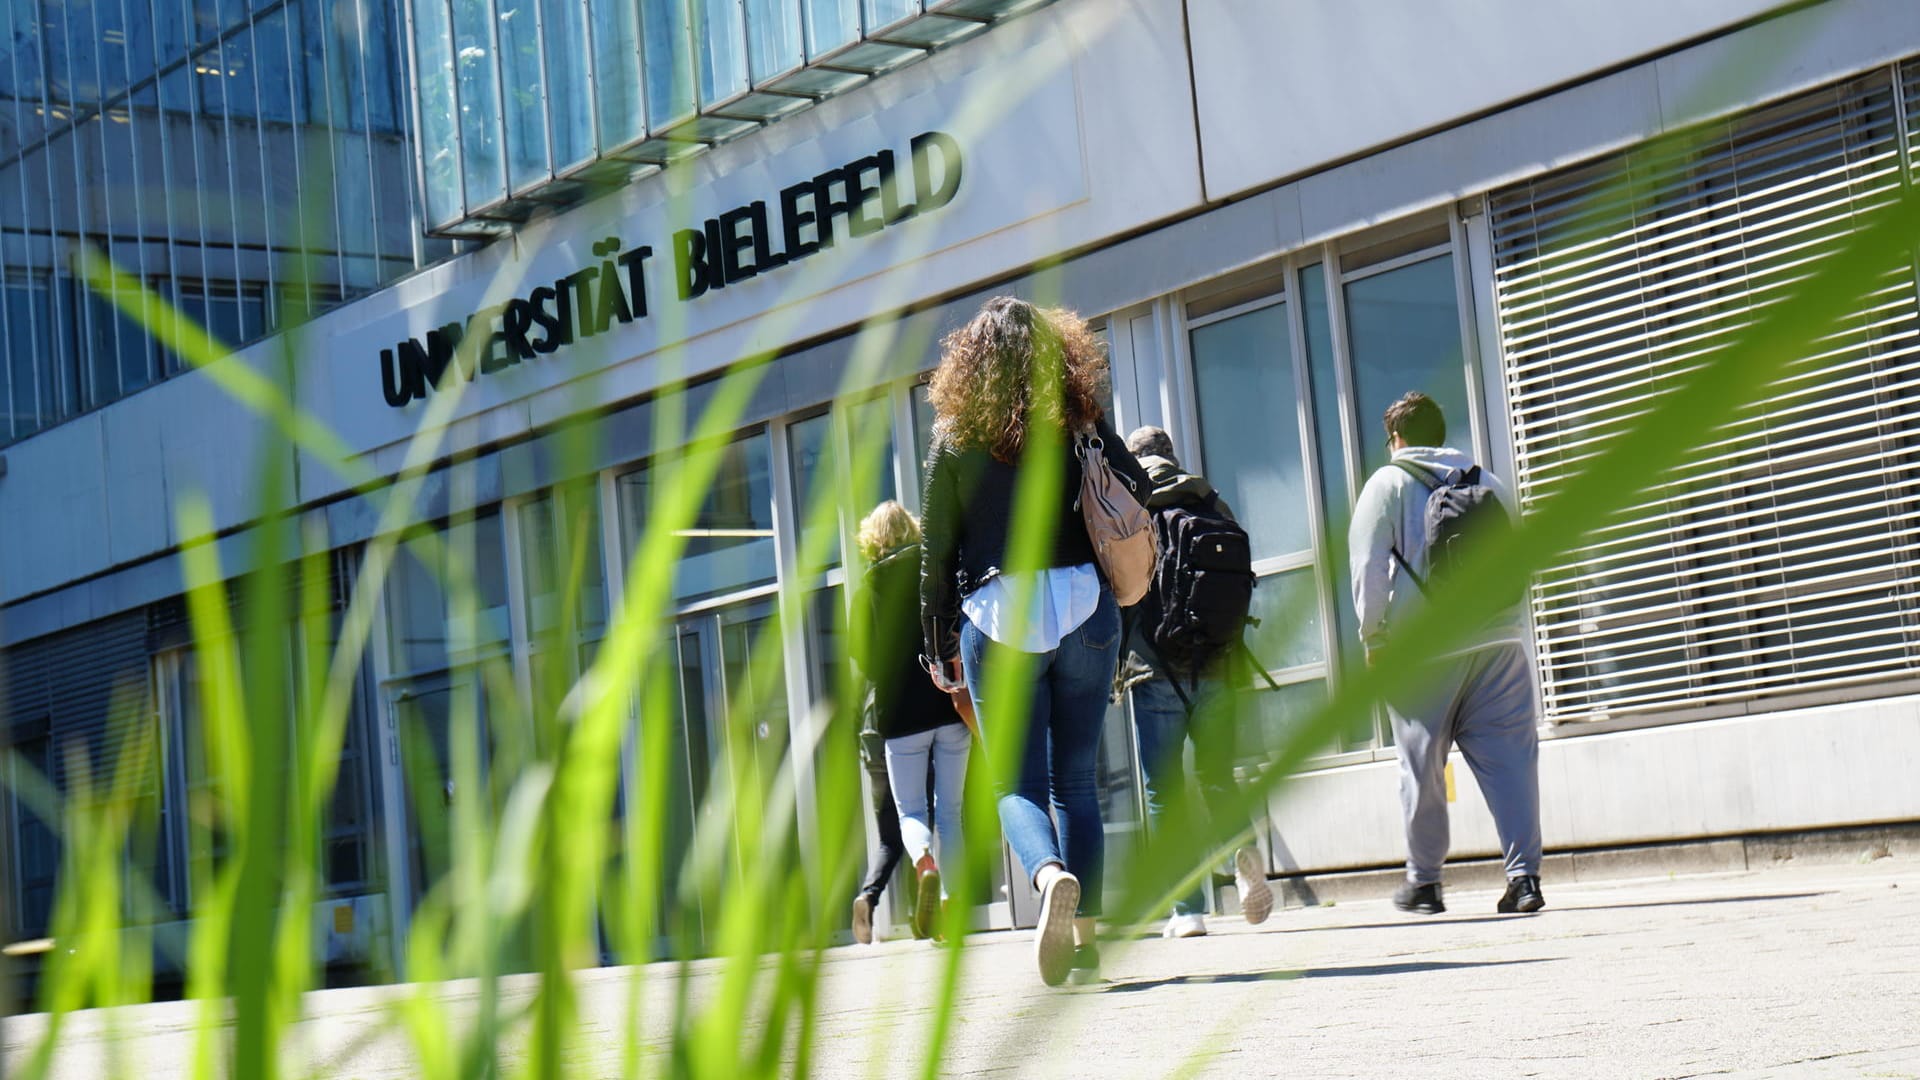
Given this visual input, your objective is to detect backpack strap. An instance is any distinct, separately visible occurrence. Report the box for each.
[1391,459,1444,489]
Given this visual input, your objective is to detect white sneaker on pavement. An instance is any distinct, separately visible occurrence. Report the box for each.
[1035,870,1081,987]
[1162,912,1208,939]
[1236,846,1274,926]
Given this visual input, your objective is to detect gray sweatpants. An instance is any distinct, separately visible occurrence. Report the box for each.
[1386,642,1543,885]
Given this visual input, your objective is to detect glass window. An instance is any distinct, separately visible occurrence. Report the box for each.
[1190,301,1311,561]
[592,0,645,146]
[497,0,548,189]
[641,0,694,130]
[1344,253,1472,475]
[452,0,505,205]
[693,0,746,106]
[1245,567,1323,675]
[802,0,857,57]
[6,277,49,437]
[744,0,801,80]
[385,512,514,674]
[412,0,463,224]
[618,432,778,606]
[9,732,59,936]
[519,485,608,640]
[845,393,898,509]
[862,0,916,31]
[787,412,842,572]
[540,0,592,170]
[1239,677,1329,765]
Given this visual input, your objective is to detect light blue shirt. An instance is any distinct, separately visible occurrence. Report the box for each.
[961,563,1101,654]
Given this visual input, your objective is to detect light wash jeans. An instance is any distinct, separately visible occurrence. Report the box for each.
[884,722,972,896]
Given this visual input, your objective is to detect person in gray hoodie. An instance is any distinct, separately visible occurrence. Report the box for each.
[1119,426,1274,939]
[1348,392,1545,916]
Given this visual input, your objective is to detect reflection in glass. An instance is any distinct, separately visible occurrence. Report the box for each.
[1246,568,1323,675]
[453,0,505,206]
[542,0,593,169]
[1190,302,1311,560]
[1300,262,1367,712]
[414,0,464,223]
[1239,678,1328,765]
[620,433,778,605]
[803,0,858,57]
[498,0,549,189]
[745,0,802,79]
[693,0,746,105]
[593,0,646,146]
[386,513,513,674]
[1345,254,1471,476]
[846,394,898,509]
[642,0,696,130]
[787,413,843,571]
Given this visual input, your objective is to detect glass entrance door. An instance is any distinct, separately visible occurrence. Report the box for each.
[390,673,491,913]
[646,597,793,945]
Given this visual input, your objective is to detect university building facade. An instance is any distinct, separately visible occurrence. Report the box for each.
[3,0,1918,983]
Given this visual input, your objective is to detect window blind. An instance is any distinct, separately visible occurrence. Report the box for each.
[1489,67,1920,722]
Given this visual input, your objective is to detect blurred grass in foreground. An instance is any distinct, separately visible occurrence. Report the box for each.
[5,27,1920,1080]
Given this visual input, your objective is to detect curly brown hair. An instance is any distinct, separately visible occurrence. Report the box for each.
[926,296,1109,462]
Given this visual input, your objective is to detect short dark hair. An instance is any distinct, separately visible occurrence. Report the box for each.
[1383,392,1445,448]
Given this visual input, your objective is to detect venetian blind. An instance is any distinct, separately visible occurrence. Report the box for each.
[1488,67,1920,722]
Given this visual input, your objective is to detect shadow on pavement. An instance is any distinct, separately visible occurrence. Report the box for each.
[1101,956,1561,993]
[1264,891,1832,934]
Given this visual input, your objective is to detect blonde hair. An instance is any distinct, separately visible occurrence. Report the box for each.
[856,500,921,563]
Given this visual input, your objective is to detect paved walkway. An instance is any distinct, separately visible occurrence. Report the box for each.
[8,855,1918,1078]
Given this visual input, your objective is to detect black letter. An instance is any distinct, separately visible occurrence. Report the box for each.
[749,201,783,271]
[703,218,726,291]
[500,298,535,361]
[380,347,418,407]
[845,155,884,238]
[617,246,654,318]
[674,228,711,301]
[780,181,820,261]
[529,286,565,354]
[595,258,633,332]
[813,167,850,250]
[718,204,758,285]
[877,149,915,224]
[911,131,962,211]
[563,267,599,338]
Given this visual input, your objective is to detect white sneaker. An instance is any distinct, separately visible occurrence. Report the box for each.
[1236,846,1274,926]
[1034,870,1081,987]
[1162,912,1208,939]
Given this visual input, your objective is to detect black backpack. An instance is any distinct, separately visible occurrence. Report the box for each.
[1140,497,1256,680]
[1390,461,1510,592]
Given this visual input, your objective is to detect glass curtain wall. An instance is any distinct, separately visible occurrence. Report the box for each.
[1180,216,1482,759]
[0,0,452,447]
[408,0,1029,233]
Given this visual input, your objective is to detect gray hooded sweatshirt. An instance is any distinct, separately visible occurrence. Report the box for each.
[1347,445,1525,657]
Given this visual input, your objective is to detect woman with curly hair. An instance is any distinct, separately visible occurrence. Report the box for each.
[919,295,1150,986]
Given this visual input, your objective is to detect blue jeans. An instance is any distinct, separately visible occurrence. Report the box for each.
[884,722,972,897]
[1131,672,1243,916]
[960,588,1121,917]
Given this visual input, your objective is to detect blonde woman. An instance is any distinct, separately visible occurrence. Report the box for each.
[850,500,967,942]
[919,297,1150,986]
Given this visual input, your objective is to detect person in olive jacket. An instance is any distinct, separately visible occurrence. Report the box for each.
[851,500,966,942]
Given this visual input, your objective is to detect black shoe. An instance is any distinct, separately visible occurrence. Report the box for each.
[1393,881,1445,915]
[1497,875,1545,914]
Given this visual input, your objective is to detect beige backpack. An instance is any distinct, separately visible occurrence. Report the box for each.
[1075,431,1156,606]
